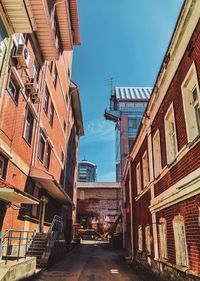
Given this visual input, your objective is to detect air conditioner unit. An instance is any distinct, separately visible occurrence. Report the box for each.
[13,44,30,68]
[25,78,37,92]
[30,89,40,104]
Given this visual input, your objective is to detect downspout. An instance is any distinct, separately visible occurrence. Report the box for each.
[128,159,134,258]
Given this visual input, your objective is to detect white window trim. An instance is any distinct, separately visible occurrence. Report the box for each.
[138,225,143,251]
[173,215,188,267]
[181,62,200,143]
[0,155,5,178]
[164,103,178,165]
[153,130,162,178]
[142,151,149,188]
[159,218,167,260]
[145,225,151,254]
[136,162,142,194]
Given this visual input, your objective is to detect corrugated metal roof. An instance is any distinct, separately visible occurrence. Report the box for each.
[115,87,152,100]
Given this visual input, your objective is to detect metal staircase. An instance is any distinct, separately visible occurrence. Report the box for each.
[27,233,47,268]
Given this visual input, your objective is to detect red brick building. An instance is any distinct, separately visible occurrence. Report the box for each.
[0,0,83,246]
[123,1,200,280]
[77,182,121,234]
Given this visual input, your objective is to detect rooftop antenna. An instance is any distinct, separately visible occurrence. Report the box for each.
[105,77,114,96]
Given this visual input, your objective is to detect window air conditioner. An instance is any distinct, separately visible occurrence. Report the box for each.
[13,44,30,68]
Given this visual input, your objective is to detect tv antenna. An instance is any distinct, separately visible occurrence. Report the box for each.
[105,77,114,96]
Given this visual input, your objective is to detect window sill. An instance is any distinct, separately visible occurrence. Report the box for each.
[22,136,32,147]
[8,92,19,106]
[158,259,188,273]
[188,134,200,149]
[37,156,44,164]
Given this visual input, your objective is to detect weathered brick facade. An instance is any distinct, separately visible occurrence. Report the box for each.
[77,182,121,234]
[123,2,200,281]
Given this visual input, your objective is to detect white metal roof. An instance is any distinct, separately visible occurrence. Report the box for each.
[115,87,152,100]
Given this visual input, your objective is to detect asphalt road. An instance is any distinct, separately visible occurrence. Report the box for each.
[33,244,162,281]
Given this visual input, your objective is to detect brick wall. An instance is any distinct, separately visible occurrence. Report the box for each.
[157,195,200,273]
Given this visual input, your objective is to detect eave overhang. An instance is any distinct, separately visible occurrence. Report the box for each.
[29,0,58,60]
[0,180,39,204]
[1,0,35,33]
[55,0,73,50]
[70,81,84,136]
[29,166,74,206]
[68,0,80,45]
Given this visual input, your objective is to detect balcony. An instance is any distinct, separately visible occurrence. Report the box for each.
[1,0,35,33]
[104,108,120,122]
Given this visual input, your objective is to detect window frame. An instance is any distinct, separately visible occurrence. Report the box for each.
[159,218,168,260]
[181,62,200,143]
[38,131,46,162]
[173,215,188,267]
[142,151,149,188]
[44,86,50,115]
[145,225,151,255]
[7,70,21,104]
[164,103,178,165]
[49,101,54,127]
[23,107,34,145]
[136,162,142,194]
[0,154,8,180]
[153,130,162,178]
[44,142,51,170]
[128,117,137,133]
[138,225,143,252]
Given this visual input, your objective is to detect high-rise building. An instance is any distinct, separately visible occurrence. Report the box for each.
[105,87,152,181]
[78,160,97,182]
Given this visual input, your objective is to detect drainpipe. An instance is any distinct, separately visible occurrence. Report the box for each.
[128,159,134,258]
[147,124,159,260]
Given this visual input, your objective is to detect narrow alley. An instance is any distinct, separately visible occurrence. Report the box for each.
[32,245,161,281]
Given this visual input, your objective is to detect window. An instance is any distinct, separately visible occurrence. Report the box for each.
[138,225,142,251]
[32,60,39,82]
[38,132,46,161]
[24,108,34,145]
[49,102,54,127]
[44,87,49,114]
[142,151,149,188]
[44,142,51,169]
[145,225,151,254]
[136,162,142,194]
[128,138,134,149]
[173,215,188,267]
[0,154,8,179]
[61,151,64,163]
[159,218,167,260]
[53,66,58,88]
[80,190,85,200]
[164,104,177,164]
[32,186,39,217]
[181,63,200,142]
[7,72,20,103]
[153,130,162,178]
[128,117,137,132]
[48,61,53,73]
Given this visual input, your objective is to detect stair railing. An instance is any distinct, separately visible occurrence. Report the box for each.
[48,215,63,233]
[0,230,36,264]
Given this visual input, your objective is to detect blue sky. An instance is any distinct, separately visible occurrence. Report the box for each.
[72,0,184,182]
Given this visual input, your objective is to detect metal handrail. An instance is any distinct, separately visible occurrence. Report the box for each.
[0,229,36,264]
[48,215,63,233]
